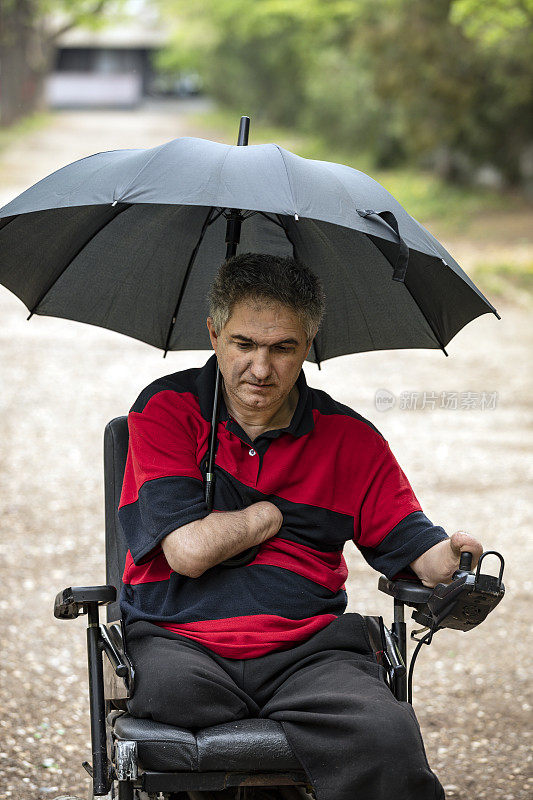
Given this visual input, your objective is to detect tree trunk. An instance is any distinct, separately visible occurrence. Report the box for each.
[0,0,50,127]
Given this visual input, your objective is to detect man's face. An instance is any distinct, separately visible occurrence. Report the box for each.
[207,299,312,415]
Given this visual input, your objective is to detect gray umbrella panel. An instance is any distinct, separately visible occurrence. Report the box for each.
[0,136,498,360]
[0,137,445,254]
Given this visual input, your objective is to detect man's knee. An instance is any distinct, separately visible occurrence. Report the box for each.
[360,698,432,779]
[126,636,249,728]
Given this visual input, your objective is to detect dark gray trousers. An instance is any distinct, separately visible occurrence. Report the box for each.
[126,614,444,800]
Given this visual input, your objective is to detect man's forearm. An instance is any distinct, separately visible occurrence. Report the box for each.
[161,501,282,578]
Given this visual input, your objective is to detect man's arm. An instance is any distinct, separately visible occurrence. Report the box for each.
[161,500,283,578]
[410,530,483,587]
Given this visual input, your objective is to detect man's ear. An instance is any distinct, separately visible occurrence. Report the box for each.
[206,317,218,352]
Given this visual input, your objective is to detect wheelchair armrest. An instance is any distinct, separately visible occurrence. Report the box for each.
[380,550,505,632]
[378,576,433,608]
[54,585,117,620]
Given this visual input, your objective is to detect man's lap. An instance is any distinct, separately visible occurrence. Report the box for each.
[125,615,443,800]
[125,614,388,727]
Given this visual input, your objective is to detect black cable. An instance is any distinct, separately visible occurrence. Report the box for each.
[407,629,434,705]
[205,365,221,513]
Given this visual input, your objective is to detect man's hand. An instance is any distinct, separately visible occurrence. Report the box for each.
[410,531,483,588]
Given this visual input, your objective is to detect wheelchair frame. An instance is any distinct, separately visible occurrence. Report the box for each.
[52,417,440,800]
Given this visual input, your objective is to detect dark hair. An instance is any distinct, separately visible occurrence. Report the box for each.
[208,252,325,341]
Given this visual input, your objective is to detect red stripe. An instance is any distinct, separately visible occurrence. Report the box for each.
[248,538,348,593]
[123,548,172,584]
[214,409,421,547]
[119,391,209,507]
[157,613,337,658]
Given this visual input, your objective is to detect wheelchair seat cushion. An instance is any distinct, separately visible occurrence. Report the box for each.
[113,713,303,773]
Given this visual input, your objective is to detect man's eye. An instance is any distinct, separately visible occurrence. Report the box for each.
[236,342,252,349]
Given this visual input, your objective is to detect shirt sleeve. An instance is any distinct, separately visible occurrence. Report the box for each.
[354,437,449,578]
[118,390,208,565]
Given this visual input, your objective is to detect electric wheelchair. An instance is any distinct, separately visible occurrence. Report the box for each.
[54,416,505,800]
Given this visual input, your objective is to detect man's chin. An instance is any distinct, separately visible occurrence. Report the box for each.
[240,386,278,408]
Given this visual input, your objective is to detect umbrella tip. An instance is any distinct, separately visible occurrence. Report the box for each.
[237,117,250,146]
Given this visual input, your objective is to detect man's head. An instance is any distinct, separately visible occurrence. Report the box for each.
[208,253,324,342]
[206,253,325,417]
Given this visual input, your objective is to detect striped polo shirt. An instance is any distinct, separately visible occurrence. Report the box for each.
[118,354,448,658]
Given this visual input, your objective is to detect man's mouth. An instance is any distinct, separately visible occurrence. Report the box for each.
[245,382,274,390]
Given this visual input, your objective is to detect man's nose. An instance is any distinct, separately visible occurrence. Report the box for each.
[250,349,271,381]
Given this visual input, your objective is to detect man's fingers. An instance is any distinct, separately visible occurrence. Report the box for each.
[450,530,483,567]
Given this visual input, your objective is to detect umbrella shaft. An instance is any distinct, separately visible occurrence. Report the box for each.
[205,114,249,512]
[225,213,241,258]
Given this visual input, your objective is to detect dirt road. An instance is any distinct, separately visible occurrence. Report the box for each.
[0,100,531,800]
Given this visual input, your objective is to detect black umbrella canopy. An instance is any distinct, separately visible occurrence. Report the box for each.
[0,133,499,362]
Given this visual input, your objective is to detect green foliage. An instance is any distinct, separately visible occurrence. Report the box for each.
[0,112,51,153]
[451,0,533,48]
[155,0,533,186]
[189,105,521,226]
[471,260,533,305]
[0,0,125,126]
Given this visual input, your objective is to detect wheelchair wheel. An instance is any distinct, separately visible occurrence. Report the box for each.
[182,788,312,800]
[77,783,313,800]
[54,794,99,800]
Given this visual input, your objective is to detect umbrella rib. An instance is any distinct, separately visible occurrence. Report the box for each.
[275,213,325,366]
[208,208,226,226]
[27,204,130,319]
[402,277,449,356]
[0,214,18,233]
[277,210,405,353]
[256,211,285,229]
[274,145,297,214]
[163,206,216,356]
[114,140,176,203]
[312,338,322,369]
[280,207,445,355]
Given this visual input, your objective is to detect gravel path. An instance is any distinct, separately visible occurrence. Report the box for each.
[0,100,531,800]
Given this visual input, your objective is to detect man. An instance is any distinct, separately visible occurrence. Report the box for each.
[119,252,482,800]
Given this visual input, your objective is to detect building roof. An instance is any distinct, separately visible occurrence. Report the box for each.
[54,17,168,50]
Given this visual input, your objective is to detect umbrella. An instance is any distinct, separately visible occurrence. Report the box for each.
[0,117,499,368]
[0,116,499,522]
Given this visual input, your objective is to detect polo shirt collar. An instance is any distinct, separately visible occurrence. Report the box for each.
[195,354,314,439]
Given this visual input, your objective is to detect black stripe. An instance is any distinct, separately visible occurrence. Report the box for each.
[130,368,201,414]
[357,511,448,578]
[119,476,207,565]
[211,465,353,553]
[121,565,347,626]
[308,386,384,437]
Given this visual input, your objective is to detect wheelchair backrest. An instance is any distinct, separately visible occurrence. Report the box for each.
[104,416,129,622]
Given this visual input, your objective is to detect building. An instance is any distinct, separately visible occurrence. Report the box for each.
[45,20,168,108]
